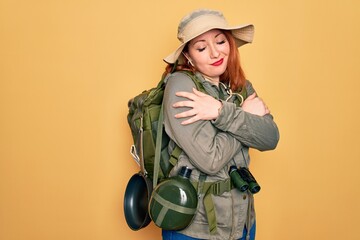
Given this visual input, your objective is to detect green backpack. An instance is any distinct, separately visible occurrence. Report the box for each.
[127,70,248,233]
[127,71,206,188]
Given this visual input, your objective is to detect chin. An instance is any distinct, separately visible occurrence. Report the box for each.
[211,69,227,77]
[201,67,227,79]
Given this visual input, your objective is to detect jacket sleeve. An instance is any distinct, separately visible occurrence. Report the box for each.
[163,72,243,175]
[212,81,280,151]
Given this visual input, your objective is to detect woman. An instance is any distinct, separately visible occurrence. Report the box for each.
[161,9,279,240]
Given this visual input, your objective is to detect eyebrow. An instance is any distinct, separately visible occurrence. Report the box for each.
[191,32,225,46]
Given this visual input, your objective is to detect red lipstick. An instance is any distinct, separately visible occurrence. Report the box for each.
[211,58,224,66]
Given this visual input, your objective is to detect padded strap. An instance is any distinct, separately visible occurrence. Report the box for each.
[153,102,164,188]
[192,178,233,195]
[179,71,207,94]
[168,145,182,166]
[192,178,234,234]
[203,189,217,234]
[153,73,174,187]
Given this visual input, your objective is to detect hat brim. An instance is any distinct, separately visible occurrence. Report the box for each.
[163,24,254,64]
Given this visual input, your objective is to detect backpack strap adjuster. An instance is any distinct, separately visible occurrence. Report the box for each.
[210,178,232,196]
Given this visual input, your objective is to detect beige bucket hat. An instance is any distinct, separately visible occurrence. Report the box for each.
[164,9,254,64]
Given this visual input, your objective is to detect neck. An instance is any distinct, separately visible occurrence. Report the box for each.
[202,74,219,86]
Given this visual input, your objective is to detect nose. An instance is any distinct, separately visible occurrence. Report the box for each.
[209,44,220,59]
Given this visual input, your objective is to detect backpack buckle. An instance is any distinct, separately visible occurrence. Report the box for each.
[211,178,232,196]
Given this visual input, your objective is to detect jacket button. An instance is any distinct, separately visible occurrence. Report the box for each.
[243,195,247,200]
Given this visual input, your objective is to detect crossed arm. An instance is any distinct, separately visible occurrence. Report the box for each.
[173,87,270,125]
[163,73,279,174]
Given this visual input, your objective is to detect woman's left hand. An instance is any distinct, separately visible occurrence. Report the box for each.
[173,88,222,125]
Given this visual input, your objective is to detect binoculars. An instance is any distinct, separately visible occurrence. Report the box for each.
[229,166,261,194]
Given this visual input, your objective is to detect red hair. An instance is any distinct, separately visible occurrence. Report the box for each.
[220,31,246,91]
[164,30,246,91]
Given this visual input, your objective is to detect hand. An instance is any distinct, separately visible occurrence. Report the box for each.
[242,93,270,116]
[172,88,222,125]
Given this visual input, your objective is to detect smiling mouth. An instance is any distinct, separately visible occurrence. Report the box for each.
[211,58,224,66]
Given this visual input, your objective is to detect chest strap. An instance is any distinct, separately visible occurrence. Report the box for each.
[192,178,234,234]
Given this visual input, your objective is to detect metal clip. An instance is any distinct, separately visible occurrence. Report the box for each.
[130,145,140,166]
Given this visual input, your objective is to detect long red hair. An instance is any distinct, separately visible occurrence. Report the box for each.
[164,30,246,91]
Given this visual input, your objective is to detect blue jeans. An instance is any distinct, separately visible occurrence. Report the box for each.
[162,223,256,240]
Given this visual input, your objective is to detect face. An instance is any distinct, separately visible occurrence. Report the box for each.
[186,29,230,80]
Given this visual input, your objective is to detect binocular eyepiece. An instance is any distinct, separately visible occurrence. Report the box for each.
[229,166,261,194]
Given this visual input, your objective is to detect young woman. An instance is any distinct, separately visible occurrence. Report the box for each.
[161,9,279,240]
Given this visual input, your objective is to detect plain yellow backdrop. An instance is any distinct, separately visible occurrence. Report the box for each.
[1,0,359,239]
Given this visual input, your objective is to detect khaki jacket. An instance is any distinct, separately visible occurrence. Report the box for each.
[163,72,279,240]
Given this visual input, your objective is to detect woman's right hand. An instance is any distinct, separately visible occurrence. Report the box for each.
[241,93,270,116]
[173,88,222,125]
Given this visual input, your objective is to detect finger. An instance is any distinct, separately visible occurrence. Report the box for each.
[192,88,207,97]
[175,91,197,100]
[181,115,200,125]
[174,109,197,118]
[173,100,195,108]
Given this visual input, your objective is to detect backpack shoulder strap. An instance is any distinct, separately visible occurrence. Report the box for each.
[153,100,165,188]
[179,71,207,93]
[153,70,207,187]
[159,71,207,174]
[152,73,172,188]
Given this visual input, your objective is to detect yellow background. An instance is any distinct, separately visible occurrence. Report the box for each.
[1,0,359,239]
